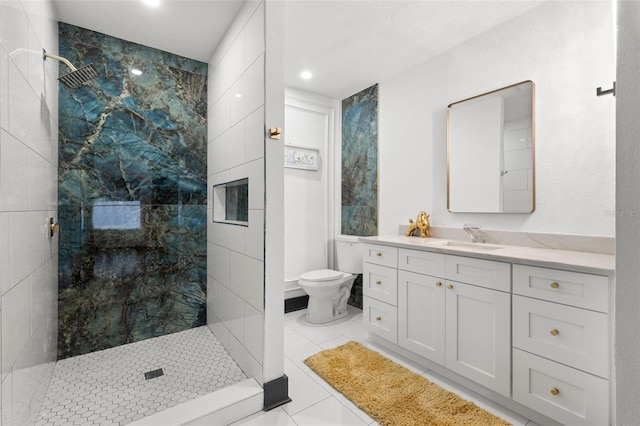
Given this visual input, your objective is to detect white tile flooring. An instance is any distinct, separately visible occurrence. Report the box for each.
[232,306,539,426]
[36,326,247,426]
[33,307,540,426]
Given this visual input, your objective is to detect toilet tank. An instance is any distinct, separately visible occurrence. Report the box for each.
[335,235,363,274]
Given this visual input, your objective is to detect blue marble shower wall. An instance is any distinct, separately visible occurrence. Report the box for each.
[57,23,208,359]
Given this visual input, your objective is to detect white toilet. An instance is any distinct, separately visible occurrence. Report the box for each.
[298,235,363,324]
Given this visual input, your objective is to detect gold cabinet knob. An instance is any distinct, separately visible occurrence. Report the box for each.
[550,387,560,396]
[550,282,559,289]
[447,284,453,289]
[435,282,442,287]
[550,329,559,336]
[376,252,382,257]
[375,316,382,321]
[375,280,382,285]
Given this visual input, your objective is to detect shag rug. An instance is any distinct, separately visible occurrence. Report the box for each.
[304,341,511,426]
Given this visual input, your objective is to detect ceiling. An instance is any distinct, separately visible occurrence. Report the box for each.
[52,0,545,100]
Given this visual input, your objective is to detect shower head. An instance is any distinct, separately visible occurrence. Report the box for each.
[43,49,98,89]
[59,64,99,89]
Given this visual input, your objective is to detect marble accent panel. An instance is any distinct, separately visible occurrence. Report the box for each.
[58,23,208,359]
[341,84,378,237]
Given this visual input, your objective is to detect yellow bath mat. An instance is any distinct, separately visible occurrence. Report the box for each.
[304,341,511,426]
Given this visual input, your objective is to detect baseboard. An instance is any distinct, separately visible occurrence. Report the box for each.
[263,374,292,411]
[285,295,309,313]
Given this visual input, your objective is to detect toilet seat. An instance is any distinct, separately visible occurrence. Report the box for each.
[300,269,343,282]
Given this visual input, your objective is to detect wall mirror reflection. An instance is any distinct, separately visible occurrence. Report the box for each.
[447,80,535,213]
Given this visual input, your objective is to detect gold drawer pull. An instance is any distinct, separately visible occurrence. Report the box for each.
[550,329,559,336]
[375,316,382,321]
[376,252,382,257]
[447,284,453,289]
[375,280,382,285]
[550,281,559,289]
[435,282,442,287]
[550,387,560,396]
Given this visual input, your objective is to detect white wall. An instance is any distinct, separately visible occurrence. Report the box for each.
[0,0,59,424]
[284,88,337,283]
[207,0,266,384]
[379,1,615,236]
[615,1,640,423]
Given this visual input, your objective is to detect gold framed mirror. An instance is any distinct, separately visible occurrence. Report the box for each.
[447,80,535,213]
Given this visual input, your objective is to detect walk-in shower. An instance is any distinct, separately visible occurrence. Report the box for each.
[32,23,256,425]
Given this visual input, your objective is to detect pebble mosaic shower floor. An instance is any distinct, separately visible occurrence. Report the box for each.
[36,326,247,426]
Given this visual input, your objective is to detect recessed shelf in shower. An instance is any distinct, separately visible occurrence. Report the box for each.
[213,178,249,226]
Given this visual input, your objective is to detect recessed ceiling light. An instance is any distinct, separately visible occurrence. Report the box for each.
[300,71,312,80]
[235,93,243,98]
[131,68,143,75]
[142,0,160,7]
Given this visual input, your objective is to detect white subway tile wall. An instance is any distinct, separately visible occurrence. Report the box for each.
[0,0,60,424]
[207,0,266,385]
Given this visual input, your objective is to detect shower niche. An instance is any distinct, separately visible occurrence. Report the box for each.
[213,178,249,225]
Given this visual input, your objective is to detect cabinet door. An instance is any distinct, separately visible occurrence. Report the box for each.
[363,244,398,268]
[445,255,511,292]
[363,296,398,343]
[398,249,445,277]
[513,295,609,378]
[513,349,609,426]
[398,270,445,365]
[445,281,511,397]
[363,262,398,305]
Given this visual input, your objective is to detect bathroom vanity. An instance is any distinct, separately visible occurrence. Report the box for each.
[360,236,614,426]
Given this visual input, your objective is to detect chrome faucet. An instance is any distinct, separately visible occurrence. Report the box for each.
[463,224,485,243]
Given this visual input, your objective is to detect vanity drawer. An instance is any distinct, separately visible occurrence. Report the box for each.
[513,296,609,378]
[398,248,445,277]
[445,255,510,292]
[513,349,609,426]
[513,265,609,312]
[363,297,397,344]
[363,263,398,305]
[363,244,398,268]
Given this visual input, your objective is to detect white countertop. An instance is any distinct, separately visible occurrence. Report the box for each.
[360,236,615,276]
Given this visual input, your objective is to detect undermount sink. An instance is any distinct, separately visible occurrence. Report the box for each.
[426,241,504,251]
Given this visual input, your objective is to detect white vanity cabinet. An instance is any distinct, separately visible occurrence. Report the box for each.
[361,238,614,425]
[511,264,610,425]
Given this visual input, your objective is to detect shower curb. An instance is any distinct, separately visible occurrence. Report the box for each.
[128,378,263,426]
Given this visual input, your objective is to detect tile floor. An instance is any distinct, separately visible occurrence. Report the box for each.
[36,326,247,425]
[232,306,538,426]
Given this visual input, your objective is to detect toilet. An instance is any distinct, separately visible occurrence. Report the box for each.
[298,235,363,324]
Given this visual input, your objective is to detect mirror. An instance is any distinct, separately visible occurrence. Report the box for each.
[447,81,535,213]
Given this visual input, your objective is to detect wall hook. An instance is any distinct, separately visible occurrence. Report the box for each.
[269,127,282,140]
[48,217,60,238]
[596,82,616,97]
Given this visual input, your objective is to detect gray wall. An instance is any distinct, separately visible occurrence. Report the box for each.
[615,1,640,423]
